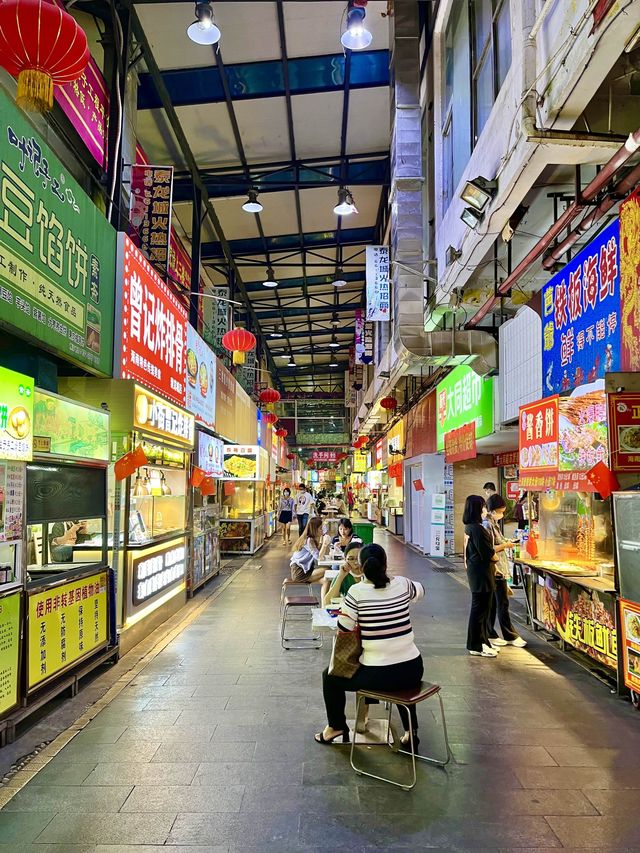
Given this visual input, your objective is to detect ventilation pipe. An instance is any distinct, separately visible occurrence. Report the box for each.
[389,2,496,377]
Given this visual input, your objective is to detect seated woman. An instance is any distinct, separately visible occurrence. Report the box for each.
[289,517,326,584]
[319,517,361,560]
[316,543,425,747]
[321,541,363,607]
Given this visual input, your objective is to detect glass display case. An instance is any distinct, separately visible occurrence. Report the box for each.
[128,465,187,544]
[220,481,266,554]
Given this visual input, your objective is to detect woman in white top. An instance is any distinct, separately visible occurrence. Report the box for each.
[315,543,425,746]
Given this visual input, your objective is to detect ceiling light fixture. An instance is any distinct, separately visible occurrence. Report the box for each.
[331,314,340,328]
[329,337,340,349]
[341,1,372,51]
[459,175,498,212]
[333,187,357,216]
[262,267,278,288]
[329,359,339,368]
[187,1,221,45]
[269,327,283,338]
[332,268,347,287]
[242,188,263,214]
[287,357,296,367]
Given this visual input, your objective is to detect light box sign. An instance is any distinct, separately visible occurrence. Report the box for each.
[33,389,109,462]
[444,422,477,463]
[436,366,493,451]
[129,164,173,274]
[185,325,216,429]
[133,386,194,448]
[132,541,185,607]
[366,246,390,321]
[312,450,341,463]
[0,88,116,377]
[223,445,260,480]
[608,392,640,472]
[0,590,20,715]
[519,397,559,490]
[116,234,188,407]
[0,366,33,461]
[198,431,224,478]
[542,218,620,395]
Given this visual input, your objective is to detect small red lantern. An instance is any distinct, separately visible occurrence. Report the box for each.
[259,388,281,407]
[276,428,288,438]
[380,396,398,411]
[286,453,295,460]
[0,0,90,113]
[263,412,278,426]
[222,328,256,365]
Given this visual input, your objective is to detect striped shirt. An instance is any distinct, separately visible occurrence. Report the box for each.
[338,576,424,666]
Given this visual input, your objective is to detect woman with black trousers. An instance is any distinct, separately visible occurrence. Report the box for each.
[463,495,498,658]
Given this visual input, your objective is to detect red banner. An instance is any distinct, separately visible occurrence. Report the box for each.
[608,392,640,472]
[118,235,188,406]
[493,451,518,467]
[518,397,559,490]
[388,461,403,486]
[444,422,477,463]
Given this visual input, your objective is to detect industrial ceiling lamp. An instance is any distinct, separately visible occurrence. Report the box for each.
[341,1,372,51]
[269,327,283,338]
[262,267,278,288]
[287,357,296,367]
[459,176,498,212]
[329,337,340,348]
[332,268,347,287]
[187,2,221,45]
[331,313,340,328]
[242,188,263,213]
[329,358,339,368]
[333,187,357,216]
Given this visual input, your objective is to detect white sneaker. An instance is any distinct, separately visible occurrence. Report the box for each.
[506,637,527,647]
[489,637,507,647]
[469,647,498,657]
[482,643,499,655]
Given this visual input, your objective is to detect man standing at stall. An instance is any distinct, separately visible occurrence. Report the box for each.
[295,483,314,536]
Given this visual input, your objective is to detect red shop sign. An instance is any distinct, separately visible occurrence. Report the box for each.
[518,397,559,489]
[444,422,477,463]
[506,481,520,501]
[311,450,339,463]
[608,392,640,472]
[116,234,187,406]
[493,451,518,467]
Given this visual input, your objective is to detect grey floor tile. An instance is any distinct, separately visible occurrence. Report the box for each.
[28,761,98,786]
[583,788,640,814]
[94,847,228,853]
[0,811,57,843]
[36,813,176,845]
[121,784,244,813]
[546,815,640,848]
[69,726,129,745]
[82,762,199,787]
[545,746,635,767]
[152,740,256,763]
[515,766,640,790]
[240,784,356,813]
[166,813,299,847]
[3,785,132,813]
[53,741,160,764]
[116,724,217,743]
[193,760,301,787]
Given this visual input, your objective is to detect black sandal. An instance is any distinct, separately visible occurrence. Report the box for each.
[314,729,350,745]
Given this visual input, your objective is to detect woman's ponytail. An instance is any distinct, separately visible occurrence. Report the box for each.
[359,543,390,589]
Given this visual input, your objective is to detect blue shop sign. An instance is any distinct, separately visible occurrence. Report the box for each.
[542,219,620,395]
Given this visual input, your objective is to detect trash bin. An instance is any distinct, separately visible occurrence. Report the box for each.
[353,521,375,544]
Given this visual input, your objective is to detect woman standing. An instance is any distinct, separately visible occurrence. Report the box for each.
[316,543,425,747]
[277,487,294,545]
[463,495,498,658]
[484,495,527,648]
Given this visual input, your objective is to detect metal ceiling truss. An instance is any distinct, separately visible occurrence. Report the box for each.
[200,227,375,260]
[244,271,363,292]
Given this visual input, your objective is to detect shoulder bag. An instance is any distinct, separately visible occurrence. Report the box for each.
[328,626,362,678]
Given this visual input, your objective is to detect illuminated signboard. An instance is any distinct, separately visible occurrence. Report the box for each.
[197,431,224,478]
[132,542,186,606]
[185,325,216,429]
[436,365,493,451]
[133,385,194,448]
[33,389,109,462]
[223,445,260,480]
[0,366,33,461]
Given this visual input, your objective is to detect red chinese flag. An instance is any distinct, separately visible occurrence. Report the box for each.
[114,445,148,481]
[586,461,619,499]
[190,466,206,488]
[526,533,539,559]
[201,477,217,496]
[413,479,425,492]
[223,480,236,497]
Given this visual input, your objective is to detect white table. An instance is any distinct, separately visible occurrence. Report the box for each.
[323,569,340,580]
[312,608,338,629]
[317,559,346,568]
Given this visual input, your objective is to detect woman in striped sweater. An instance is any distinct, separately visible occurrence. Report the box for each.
[315,543,425,747]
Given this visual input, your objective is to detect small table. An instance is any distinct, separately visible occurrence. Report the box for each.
[317,559,346,568]
[323,569,341,580]
[312,608,339,629]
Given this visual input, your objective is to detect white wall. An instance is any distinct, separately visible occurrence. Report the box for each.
[403,454,445,554]
[499,306,542,424]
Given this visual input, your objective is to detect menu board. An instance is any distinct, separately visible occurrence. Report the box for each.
[198,432,224,478]
[27,571,109,691]
[185,326,216,429]
[116,234,188,407]
[519,397,559,490]
[0,590,21,716]
[0,366,34,462]
[0,461,25,542]
[223,446,259,480]
[608,392,640,472]
[620,599,640,692]
[33,389,109,462]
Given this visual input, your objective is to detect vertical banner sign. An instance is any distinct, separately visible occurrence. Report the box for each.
[619,191,640,371]
[519,397,559,490]
[129,165,174,275]
[354,308,365,362]
[619,599,640,693]
[185,325,216,429]
[365,245,390,321]
[430,494,446,557]
[55,61,108,167]
[0,591,21,716]
[607,392,640,472]
[541,219,620,395]
[0,88,115,377]
[363,323,374,364]
[116,234,188,407]
[203,287,230,351]
[169,235,192,295]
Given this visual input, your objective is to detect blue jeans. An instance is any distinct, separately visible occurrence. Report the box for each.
[297,513,309,535]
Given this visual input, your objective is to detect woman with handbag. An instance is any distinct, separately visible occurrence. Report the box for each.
[315,543,425,746]
[289,516,326,584]
[483,494,527,648]
[464,494,498,658]
[277,487,294,545]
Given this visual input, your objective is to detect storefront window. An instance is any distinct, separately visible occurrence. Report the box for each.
[471,0,512,142]
[441,2,471,207]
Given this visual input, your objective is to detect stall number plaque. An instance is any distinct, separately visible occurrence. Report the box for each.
[132,544,185,605]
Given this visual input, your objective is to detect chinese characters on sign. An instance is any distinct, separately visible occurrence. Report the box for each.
[354,309,373,364]
[619,192,640,371]
[311,450,341,463]
[607,392,640,472]
[0,366,33,462]
[444,422,477,463]
[130,165,174,274]
[619,599,640,692]
[118,235,188,406]
[0,591,20,716]
[27,572,108,690]
[133,387,194,448]
[365,245,390,321]
[436,365,494,451]
[197,432,224,478]
[493,451,518,467]
[0,89,115,377]
[0,462,25,542]
[185,326,216,430]
[215,360,236,441]
[55,59,108,168]
[519,397,559,490]
[132,543,185,606]
[542,219,620,394]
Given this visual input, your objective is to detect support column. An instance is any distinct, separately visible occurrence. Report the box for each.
[190,181,203,329]
[104,1,133,231]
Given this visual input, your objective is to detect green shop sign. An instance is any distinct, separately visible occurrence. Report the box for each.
[0,87,115,376]
[33,389,110,462]
[436,365,494,451]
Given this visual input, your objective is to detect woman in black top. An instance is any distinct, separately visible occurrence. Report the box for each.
[463,495,498,658]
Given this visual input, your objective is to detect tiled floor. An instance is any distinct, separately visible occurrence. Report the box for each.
[1,529,640,851]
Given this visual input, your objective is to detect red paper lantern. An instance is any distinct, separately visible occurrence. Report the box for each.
[380,396,398,411]
[276,428,288,438]
[264,412,278,426]
[0,0,90,113]
[222,328,256,365]
[259,388,281,407]
[286,452,295,460]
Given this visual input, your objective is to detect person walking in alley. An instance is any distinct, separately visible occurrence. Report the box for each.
[294,483,314,536]
[463,495,498,658]
[484,494,527,648]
